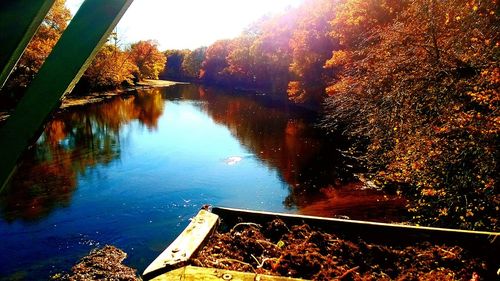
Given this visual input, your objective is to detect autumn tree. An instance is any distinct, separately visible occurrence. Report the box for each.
[199,11,298,97]
[80,44,137,90]
[129,40,166,80]
[323,0,499,230]
[287,0,337,106]
[200,40,232,84]
[196,0,335,106]
[2,0,71,98]
[181,47,207,79]
[162,49,190,80]
[161,48,208,81]
[224,35,259,87]
[247,11,297,94]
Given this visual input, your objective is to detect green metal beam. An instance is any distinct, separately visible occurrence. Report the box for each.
[0,0,134,191]
[0,0,56,88]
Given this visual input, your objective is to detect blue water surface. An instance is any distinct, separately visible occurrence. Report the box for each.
[0,84,402,280]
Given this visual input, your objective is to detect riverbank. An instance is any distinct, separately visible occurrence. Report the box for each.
[60,79,183,110]
[0,80,183,124]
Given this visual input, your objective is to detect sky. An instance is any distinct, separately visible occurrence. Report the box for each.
[66,0,304,50]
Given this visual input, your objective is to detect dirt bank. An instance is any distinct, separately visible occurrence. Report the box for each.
[0,80,183,124]
[60,80,182,109]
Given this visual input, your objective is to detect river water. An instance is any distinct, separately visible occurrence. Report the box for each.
[0,84,405,280]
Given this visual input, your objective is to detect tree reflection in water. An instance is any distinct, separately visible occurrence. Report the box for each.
[1,84,405,222]
[190,85,406,221]
[0,90,164,221]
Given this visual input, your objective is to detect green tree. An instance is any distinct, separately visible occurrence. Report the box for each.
[181,47,207,79]
[162,49,190,79]
[224,35,258,87]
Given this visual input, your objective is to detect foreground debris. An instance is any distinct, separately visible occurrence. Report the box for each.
[53,245,139,281]
[192,219,491,281]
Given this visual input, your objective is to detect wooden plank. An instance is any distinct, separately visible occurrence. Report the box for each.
[151,266,307,281]
[143,210,219,279]
[145,207,498,280]
[212,206,499,239]
[211,207,499,260]
[0,0,56,88]
[0,0,134,191]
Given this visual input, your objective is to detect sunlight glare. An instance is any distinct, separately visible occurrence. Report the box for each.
[66,0,304,50]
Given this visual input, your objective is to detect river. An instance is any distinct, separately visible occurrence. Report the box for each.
[0,84,405,280]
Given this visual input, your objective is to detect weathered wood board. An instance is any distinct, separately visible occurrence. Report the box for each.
[151,266,307,281]
[212,207,499,247]
[143,210,219,278]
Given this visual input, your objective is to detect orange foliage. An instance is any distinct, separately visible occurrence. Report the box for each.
[323,0,499,230]
[3,0,71,92]
[287,0,337,105]
[129,40,166,80]
[82,44,137,90]
[200,40,232,84]
[198,0,335,106]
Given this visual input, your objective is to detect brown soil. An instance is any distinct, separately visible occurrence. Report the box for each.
[192,219,490,280]
[53,245,139,281]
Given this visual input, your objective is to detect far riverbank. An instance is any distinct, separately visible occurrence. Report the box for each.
[61,79,183,109]
[0,80,183,124]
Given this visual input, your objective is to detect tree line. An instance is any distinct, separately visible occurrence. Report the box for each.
[161,0,337,107]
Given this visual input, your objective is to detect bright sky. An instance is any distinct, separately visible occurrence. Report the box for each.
[66,0,304,50]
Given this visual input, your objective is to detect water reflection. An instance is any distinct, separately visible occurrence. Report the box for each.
[1,85,405,222]
[1,90,164,221]
[0,84,407,280]
[190,85,405,221]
